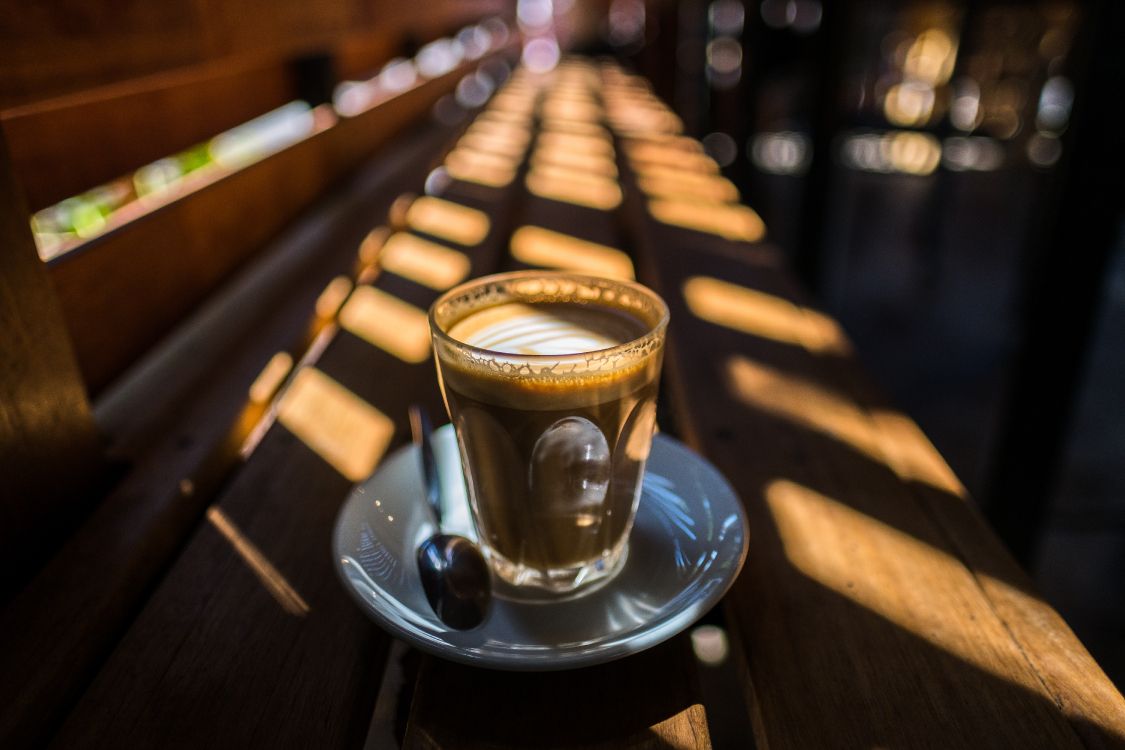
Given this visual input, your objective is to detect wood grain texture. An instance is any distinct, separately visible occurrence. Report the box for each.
[47,135,511,747]
[623,173,1125,747]
[0,132,101,600]
[0,120,457,750]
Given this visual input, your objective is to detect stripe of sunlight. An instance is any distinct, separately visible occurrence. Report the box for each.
[530,149,618,178]
[476,109,533,125]
[510,225,634,280]
[648,198,765,242]
[631,162,739,191]
[445,145,521,171]
[357,226,391,274]
[405,196,491,246]
[764,478,1066,704]
[528,162,619,188]
[526,169,622,211]
[869,409,968,500]
[536,132,616,157]
[539,119,610,137]
[637,172,741,204]
[207,506,311,616]
[725,354,885,466]
[683,276,849,356]
[249,352,294,405]
[232,350,297,451]
[457,131,529,158]
[276,367,395,482]
[625,133,704,153]
[444,159,516,189]
[315,276,354,319]
[725,354,970,501]
[626,142,719,173]
[540,99,604,121]
[379,232,471,290]
[465,120,532,140]
[338,285,432,363]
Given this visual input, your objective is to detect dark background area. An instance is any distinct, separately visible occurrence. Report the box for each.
[600,0,1125,689]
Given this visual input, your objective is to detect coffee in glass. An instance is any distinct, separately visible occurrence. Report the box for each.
[430,272,668,597]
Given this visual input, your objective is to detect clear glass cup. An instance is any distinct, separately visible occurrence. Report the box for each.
[429,271,669,598]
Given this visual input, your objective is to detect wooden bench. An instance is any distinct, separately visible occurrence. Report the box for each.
[2,47,1124,750]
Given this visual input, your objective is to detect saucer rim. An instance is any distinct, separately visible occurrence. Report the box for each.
[332,430,749,671]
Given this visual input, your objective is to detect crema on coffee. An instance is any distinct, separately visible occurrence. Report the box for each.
[431,273,667,596]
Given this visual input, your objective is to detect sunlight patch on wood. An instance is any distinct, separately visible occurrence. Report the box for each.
[339,285,432,363]
[276,367,394,482]
[380,233,471,290]
[510,225,634,280]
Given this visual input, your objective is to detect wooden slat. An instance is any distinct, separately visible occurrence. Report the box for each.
[0,119,457,750]
[0,132,101,601]
[46,400,390,750]
[626,198,1125,747]
[47,57,488,394]
[48,158,512,747]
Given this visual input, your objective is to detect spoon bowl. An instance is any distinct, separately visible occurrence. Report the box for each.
[410,404,492,630]
[417,533,492,630]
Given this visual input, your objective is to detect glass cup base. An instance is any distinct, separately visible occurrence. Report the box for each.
[488,540,630,603]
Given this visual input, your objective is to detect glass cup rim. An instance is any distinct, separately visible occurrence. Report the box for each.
[428,270,670,363]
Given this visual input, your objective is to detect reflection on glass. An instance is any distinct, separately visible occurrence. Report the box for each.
[648,199,765,242]
[526,169,623,210]
[208,507,311,616]
[406,196,491,246]
[510,225,635,280]
[683,276,847,354]
[338,286,433,363]
[380,232,471,290]
[248,352,294,405]
[276,366,395,481]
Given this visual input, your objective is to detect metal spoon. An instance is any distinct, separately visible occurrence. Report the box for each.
[409,405,491,630]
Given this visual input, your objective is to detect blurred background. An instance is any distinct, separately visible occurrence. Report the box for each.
[588,0,1125,690]
[5,0,1121,703]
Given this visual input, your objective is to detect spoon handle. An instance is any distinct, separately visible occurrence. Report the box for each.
[408,404,443,526]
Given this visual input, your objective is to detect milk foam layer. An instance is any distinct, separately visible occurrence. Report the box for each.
[446,301,646,355]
